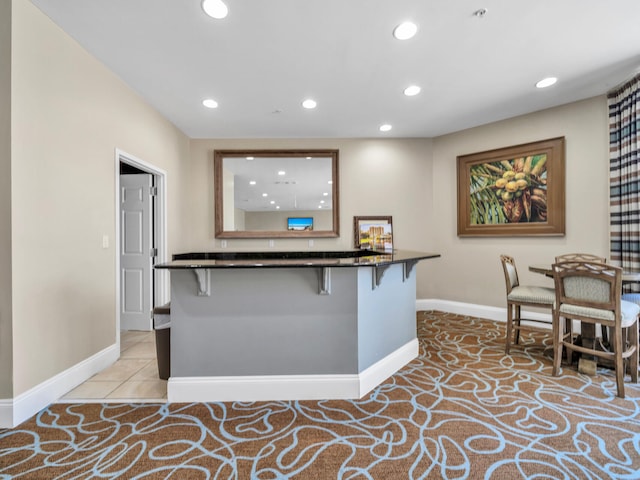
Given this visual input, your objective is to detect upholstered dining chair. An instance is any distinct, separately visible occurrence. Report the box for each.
[499,255,556,355]
[551,260,639,398]
[555,253,606,263]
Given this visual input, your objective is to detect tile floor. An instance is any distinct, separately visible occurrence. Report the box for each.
[60,330,167,402]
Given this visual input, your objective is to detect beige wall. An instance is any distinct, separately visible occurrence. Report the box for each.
[188,99,610,304]
[428,96,610,306]
[8,0,190,396]
[188,139,434,235]
[0,0,13,398]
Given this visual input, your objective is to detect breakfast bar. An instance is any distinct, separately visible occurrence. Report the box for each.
[155,249,439,402]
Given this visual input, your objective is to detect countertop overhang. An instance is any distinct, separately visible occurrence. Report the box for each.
[155,249,440,269]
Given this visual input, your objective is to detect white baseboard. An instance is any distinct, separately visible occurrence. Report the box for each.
[168,374,360,402]
[168,339,419,402]
[0,343,119,428]
[416,298,552,324]
[358,338,418,396]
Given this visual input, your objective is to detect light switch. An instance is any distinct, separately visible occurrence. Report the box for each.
[221,240,227,248]
[102,235,109,249]
[269,239,275,248]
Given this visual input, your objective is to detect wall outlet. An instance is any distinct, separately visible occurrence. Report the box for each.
[221,240,227,248]
[269,239,275,248]
[102,235,109,249]
[309,239,314,247]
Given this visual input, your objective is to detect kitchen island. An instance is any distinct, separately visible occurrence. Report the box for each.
[155,249,440,402]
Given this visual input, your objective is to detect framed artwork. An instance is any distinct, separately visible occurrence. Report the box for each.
[354,216,393,250]
[457,137,565,237]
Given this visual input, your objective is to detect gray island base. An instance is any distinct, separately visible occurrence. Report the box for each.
[155,250,440,402]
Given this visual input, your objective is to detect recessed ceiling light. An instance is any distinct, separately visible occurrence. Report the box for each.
[404,85,421,96]
[249,180,256,185]
[379,124,392,132]
[202,98,218,108]
[270,200,275,205]
[302,99,317,109]
[202,0,228,19]
[393,22,417,40]
[278,171,286,175]
[246,156,254,160]
[262,193,268,197]
[536,77,557,88]
[323,192,328,196]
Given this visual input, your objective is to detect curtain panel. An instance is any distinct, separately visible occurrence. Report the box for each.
[609,74,640,288]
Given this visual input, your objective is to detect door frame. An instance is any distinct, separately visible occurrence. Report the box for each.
[115,149,169,347]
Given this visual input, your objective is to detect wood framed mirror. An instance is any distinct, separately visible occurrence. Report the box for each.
[214,149,340,238]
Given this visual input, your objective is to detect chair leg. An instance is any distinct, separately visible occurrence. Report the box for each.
[505,303,513,355]
[628,320,638,383]
[552,312,563,377]
[514,305,521,345]
[563,318,574,364]
[613,325,625,398]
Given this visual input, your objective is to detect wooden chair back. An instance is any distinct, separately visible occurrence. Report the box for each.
[552,261,620,317]
[554,253,606,263]
[499,254,519,294]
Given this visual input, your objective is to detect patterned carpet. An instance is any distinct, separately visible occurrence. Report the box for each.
[1,311,639,479]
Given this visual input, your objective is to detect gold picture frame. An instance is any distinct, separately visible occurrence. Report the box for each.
[457,137,565,237]
[354,216,393,250]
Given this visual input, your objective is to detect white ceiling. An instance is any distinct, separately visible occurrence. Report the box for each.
[29,0,640,139]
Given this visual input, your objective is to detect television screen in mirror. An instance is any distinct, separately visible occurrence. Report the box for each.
[214,149,340,238]
[287,217,314,231]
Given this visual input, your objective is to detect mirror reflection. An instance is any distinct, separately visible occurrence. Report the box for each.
[214,150,339,238]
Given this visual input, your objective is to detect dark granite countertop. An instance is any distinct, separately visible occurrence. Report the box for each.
[155,249,440,269]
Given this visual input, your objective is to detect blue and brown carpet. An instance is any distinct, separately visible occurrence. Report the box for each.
[1,311,639,479]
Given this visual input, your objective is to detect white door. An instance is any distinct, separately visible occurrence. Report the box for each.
[120,174,153,331]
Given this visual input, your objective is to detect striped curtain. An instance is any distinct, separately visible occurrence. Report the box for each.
[609,74,640,287]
